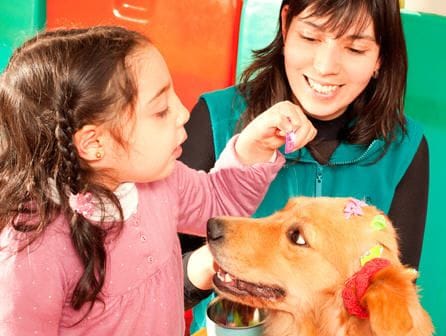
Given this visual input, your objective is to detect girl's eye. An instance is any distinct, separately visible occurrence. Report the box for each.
[156,108,169,118]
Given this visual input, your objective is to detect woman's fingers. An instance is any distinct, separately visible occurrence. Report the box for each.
[235,100,317,164]
[272,101,317,152]
[289,121,317,151]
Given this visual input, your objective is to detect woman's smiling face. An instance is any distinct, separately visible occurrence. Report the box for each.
[281,6,381,121]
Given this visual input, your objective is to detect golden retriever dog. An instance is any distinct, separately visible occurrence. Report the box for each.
[207,197,434,336]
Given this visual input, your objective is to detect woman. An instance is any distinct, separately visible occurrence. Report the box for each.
[181,0,429,331]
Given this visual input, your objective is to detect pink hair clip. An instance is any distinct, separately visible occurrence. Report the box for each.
[69,192,95,217]
[284,116,297,154]
[285,131,297,154]
[344,198,367,219]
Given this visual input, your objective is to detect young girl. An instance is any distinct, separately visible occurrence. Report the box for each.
[182,0,430,332]
[0,26,316,335]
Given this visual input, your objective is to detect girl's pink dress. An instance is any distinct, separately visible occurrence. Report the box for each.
[0,137,284,335]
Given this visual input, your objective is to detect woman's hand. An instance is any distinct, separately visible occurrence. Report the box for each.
[186,244,217,290]
[235,101,316,165]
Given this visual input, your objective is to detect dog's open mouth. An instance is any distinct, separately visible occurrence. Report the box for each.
[213,268,285,301]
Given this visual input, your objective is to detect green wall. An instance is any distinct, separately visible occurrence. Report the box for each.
[0,0,46,71]
[402,10,446,336]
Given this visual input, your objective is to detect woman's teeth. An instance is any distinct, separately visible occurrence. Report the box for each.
[308,78,338,94]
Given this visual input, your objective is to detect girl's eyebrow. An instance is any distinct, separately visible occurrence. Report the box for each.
[142,83,171,111]
[148,83,171,103]
[298,19,376,42]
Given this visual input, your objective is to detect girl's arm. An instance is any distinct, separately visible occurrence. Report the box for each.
[176,99,315,233]
[388,136,429,269]
[175,134,285,236]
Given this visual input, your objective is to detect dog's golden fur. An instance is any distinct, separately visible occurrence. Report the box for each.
[207,197,433,336]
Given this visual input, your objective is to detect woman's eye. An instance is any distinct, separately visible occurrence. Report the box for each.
[300,34,318,42]
[347,47,366,54]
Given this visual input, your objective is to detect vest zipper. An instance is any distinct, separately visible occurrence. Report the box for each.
[315,165,323,196]
[286,140,381,197]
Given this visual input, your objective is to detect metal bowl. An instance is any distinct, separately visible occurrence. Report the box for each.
[206,297,267,336]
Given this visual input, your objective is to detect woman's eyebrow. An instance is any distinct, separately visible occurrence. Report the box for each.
[345,34,376,42]
[298,19,376,42]
[298,19,323,30]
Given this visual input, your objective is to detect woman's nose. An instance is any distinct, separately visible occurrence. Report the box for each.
[313,40,341,76]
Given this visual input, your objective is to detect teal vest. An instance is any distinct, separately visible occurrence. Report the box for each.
[190,86,423,332]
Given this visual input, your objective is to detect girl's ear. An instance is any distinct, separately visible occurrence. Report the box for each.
[73,125,105,161]
[281,5,290,41]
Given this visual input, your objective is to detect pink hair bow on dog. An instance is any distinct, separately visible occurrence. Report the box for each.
[69,192,95,217]
[344,198,367,219]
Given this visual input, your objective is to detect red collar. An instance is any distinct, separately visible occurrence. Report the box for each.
[342,258,391,319]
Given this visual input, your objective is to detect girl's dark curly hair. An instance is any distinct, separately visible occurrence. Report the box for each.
[0,26,148,318]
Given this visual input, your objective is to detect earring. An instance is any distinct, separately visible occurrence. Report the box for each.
[95,139,104,159]
[373,69,379,79]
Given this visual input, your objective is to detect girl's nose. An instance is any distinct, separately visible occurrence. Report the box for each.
[313,40,341,76]
[173,94,190,127]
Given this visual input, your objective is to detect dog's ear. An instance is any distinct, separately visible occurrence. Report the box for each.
[361,265,433,335]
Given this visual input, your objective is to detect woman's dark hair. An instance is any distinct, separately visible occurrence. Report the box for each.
[238,0,407,145]
[0,26,148,317]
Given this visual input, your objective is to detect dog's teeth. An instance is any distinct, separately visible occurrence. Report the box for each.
[216,267,236,283]
[224,273,233,283]
[216,269,234,283]
[217,270,226,281]
[253,308,260,323]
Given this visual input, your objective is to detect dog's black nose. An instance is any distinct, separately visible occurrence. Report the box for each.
[207,217,225,242]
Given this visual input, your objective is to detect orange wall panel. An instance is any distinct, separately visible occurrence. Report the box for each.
[47,0,242,110]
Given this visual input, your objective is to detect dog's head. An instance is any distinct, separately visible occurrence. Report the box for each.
[207,197,433,336]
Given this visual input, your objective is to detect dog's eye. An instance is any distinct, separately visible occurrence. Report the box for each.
[287,228,307,246]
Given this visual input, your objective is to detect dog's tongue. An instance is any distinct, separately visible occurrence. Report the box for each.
[215,268,285,300]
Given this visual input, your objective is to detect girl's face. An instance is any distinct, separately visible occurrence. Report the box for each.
[281,6,381,120]
[103,45,189,187]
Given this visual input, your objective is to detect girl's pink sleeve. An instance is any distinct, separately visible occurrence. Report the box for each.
[175,135,285,236]
[0,231,68,335]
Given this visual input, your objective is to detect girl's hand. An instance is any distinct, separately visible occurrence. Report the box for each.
[235,101,317,165]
